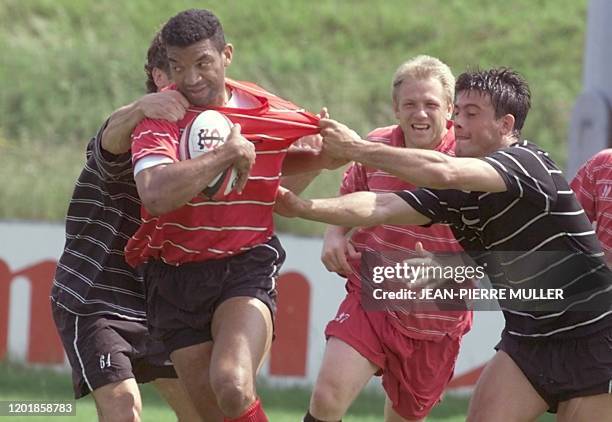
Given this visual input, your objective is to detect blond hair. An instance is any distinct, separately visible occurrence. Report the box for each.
[392,55,455,105]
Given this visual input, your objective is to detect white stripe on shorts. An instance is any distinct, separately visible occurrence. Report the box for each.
[73,316,93,392]
[258,242,280,294]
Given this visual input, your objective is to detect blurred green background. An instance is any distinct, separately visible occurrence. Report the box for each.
[0,0,588,234]
[0,361,555,421]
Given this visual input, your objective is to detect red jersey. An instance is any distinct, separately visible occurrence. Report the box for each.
[126,79,319,266]
[570,148,612,252]
[342,123,472,340]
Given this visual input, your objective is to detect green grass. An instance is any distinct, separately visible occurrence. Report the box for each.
[0,361,557,421]
[0,139,86,221]
[0,0,588,234]
[0,361,391,421]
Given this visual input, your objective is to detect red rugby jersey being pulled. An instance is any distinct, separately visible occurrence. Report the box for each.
[342,123,473,340]
[570,148,612,253]
[125,79,319,267]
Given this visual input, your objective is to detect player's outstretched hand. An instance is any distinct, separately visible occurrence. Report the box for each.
[321,229,361,276]
[225,124,256,194]
[137,90,190,122]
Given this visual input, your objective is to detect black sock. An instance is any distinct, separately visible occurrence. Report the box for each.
[303,411,341,422]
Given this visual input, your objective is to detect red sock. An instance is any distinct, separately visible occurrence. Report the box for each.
[224,398,268,422]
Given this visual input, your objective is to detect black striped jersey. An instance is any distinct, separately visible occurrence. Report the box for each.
[397,141,612,338]
[50,122,146,321]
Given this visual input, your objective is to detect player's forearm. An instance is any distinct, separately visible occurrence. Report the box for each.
[101,102,146,154]
[296,191,389,227]
[136,148,237,215]
[347,141,455,189]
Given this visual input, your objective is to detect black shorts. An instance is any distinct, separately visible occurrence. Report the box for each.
[496,326,612,412]
[143,236,285,354]
[52,304,176,399]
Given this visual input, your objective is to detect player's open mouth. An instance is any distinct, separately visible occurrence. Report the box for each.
[186,85,208,96]
[411,124,430,131]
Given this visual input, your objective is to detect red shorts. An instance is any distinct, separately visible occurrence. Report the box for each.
[325,291,462,420]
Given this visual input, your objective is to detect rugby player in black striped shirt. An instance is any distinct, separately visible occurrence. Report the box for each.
[277,68,612,421]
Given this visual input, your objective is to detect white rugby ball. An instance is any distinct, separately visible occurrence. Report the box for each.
[179,110,238,200]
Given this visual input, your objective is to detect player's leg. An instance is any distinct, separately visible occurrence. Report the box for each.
[555,326,612,422]
[170,341,224,421]
[151,378,204,422]
[145,258,228,420]
[52,307,148,422]
[466,350,548,422]
[208,296,273,419]
[307,337,378,421]
[557,394,612,422]
[92,378,142,422]
[306,291,384,421]
[202,236,283,420]
[380,327,462,422]
[101,317,205,421]
[137,331,203,421]
[383,396,423,422]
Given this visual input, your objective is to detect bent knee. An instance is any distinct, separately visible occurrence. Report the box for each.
[97,395,142,422]
[310,378,349,416]
[211,370,255,415]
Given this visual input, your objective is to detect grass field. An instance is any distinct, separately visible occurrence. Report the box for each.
[0,0,588,234]
[0,361,556,421]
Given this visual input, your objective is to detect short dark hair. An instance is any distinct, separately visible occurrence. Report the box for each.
[144,31,169,93]
[456,68,531,136]
[161,9,225,51]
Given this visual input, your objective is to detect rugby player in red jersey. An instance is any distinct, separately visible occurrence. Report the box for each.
[571,149,612,264]
[303,56,472,422]
[126,9,340,422]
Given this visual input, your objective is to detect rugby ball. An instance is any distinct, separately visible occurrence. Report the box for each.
[179,110,238,200]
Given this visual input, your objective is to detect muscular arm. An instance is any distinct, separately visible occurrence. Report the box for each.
[135,126,255,215]
[349,141,505,192]
[321,119,507,192]
[276,189,431,227]
[101,91,189,154]
[101,102,148,155]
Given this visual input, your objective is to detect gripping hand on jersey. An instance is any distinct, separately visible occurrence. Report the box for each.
[225,124,256,194]
[138,90,190,122]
